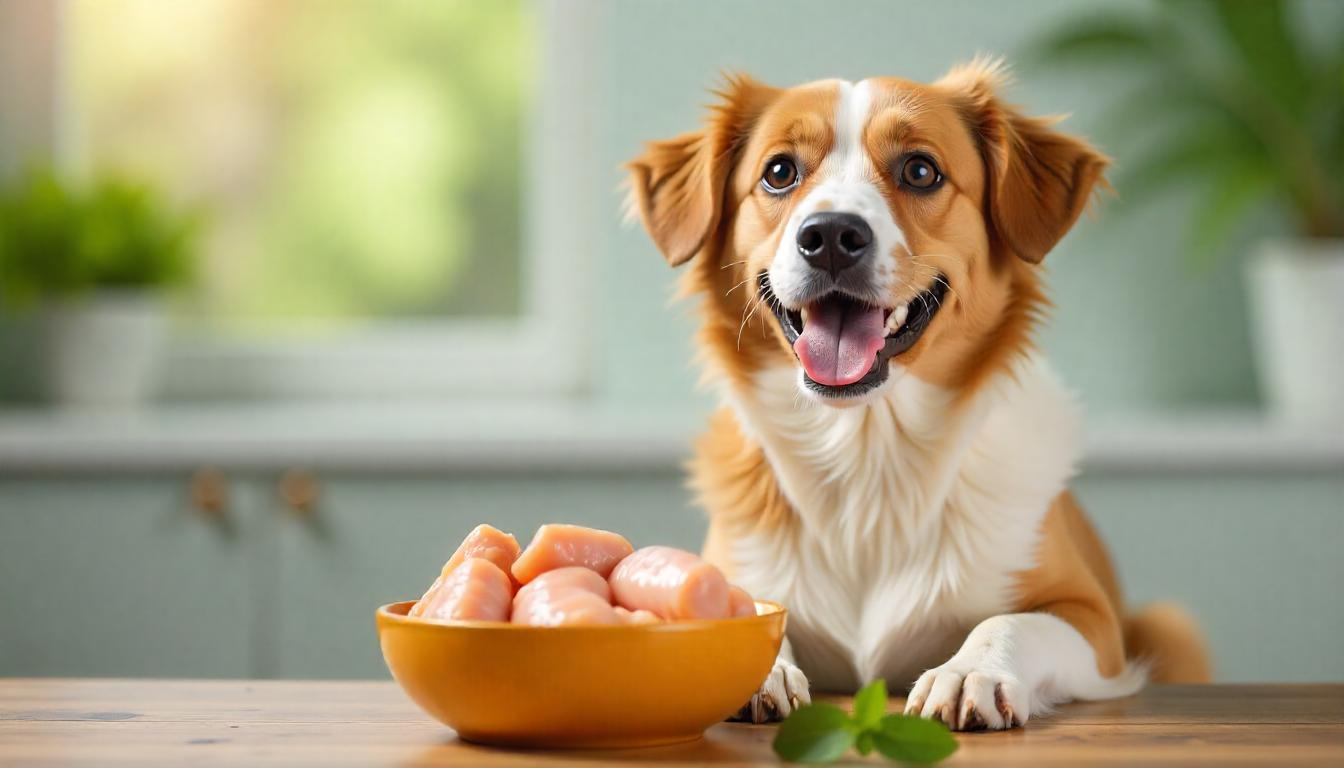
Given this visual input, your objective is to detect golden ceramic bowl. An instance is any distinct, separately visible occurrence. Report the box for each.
[376,599,786,748]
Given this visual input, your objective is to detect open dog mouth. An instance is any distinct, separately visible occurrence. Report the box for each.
[760,273,949,398]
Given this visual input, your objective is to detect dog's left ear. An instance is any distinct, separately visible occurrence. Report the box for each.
[626,74,777,267]
[939,58,1110,264]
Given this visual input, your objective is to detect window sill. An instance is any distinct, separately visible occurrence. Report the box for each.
[0,403,1339,474]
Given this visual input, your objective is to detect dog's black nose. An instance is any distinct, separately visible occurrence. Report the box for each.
[796,212,873,277]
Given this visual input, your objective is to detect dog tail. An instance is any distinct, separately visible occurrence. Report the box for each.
[1124,602,1213,683]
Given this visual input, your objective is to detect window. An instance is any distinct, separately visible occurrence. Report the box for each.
[55,0,597,399]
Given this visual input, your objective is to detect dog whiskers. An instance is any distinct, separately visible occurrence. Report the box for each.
[763,290,785,340]
[736,290,767,351]
[906,256,962,304]
[725,274,755,298]
[739,296,769,350]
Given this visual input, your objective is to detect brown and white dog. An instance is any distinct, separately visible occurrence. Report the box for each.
[626,59,1211,731]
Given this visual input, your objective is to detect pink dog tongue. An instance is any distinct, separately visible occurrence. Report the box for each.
[793,300,886,387]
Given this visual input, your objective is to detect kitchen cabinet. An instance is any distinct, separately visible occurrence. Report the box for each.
[270,472,700,678]
[1,464,1340,682]
[0,469,697,679]
[267,476,489,679]
[0,476,255,677]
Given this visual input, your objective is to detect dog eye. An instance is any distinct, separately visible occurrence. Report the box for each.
[761,156,800,193]
[898,154,943,191]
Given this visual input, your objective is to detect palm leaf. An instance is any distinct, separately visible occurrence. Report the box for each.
[1311,47,1344,227]
[1185,162,1278,271]
[1110,117,1265,205]
[1023,15,1159,68]
[1204,0,1310,116]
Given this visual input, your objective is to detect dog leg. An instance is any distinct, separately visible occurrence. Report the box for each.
[903,613,1145,731]
[731,637,812,723]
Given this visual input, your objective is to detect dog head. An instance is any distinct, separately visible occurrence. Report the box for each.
[627,59,1107,405]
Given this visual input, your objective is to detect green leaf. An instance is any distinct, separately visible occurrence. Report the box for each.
[871,714,959,765]
[1022,15,1157,69]
[851,679,888,731]
[772,703,855,764]
[1109,117,1267,205]
[1092,71,1262,148]
[1206,0,1309,116]
[1185,163,1277,272]
[855,730,875,756]
[0,165,199,305]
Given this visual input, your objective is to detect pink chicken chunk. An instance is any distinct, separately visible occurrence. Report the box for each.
[609,546,732,620]
[409,524,521,619]
[511,566,621,626]
[728,585,757,618]
[511,524,634,585]
[410,558,513,622]
[442,524,522,585]
[614,606,663,625]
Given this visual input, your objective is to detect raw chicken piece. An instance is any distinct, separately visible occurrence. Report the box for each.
[511,567,620,626]
[410,558,513,622]
[513,590,620,627]
[442,524,522,583]
[519,565,611,600]
[609,546,731,620]
[614,606,663,625]
[511,524,634,585]
[409,524,521,618]
[728,585,757,618]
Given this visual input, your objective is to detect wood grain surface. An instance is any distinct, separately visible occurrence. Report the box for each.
[1,679,1341,766]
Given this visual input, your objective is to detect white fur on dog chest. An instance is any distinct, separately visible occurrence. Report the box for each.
[723,360,1081,691]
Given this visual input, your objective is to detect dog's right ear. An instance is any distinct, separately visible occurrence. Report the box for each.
[938,57,1109,265]
[625,75,777,267]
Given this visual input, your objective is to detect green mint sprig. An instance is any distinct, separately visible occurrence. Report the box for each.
[772,680,958,764]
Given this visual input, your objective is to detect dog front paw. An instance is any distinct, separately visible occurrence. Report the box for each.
[904,665,1028,731]
[731,659,811,723]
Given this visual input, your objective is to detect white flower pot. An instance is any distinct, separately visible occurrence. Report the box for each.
[40,291,168,408]
[1245,239,1344,426]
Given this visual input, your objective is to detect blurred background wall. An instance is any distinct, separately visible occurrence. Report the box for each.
[1,0,1341,683]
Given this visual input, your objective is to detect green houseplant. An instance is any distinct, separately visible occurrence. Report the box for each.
[1029,0,1344,423]
[0,168,198,407]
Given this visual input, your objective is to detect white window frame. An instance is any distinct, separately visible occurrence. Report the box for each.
[7,0,599,401]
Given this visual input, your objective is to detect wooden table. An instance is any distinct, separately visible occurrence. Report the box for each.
[1,679,1341,766]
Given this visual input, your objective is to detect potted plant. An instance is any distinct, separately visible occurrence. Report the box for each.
[0,168,198,407]
[1028,0,1343,424]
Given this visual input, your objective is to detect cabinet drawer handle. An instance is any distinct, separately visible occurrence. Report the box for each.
[189,468,229,522]
[279,469,321,520]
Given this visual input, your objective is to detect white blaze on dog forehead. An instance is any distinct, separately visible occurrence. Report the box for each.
[767,78,905,306]
[828,78,877,185]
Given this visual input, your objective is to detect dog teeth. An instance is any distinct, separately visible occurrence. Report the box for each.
[886,303,909,334]
[800,307,810,325]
